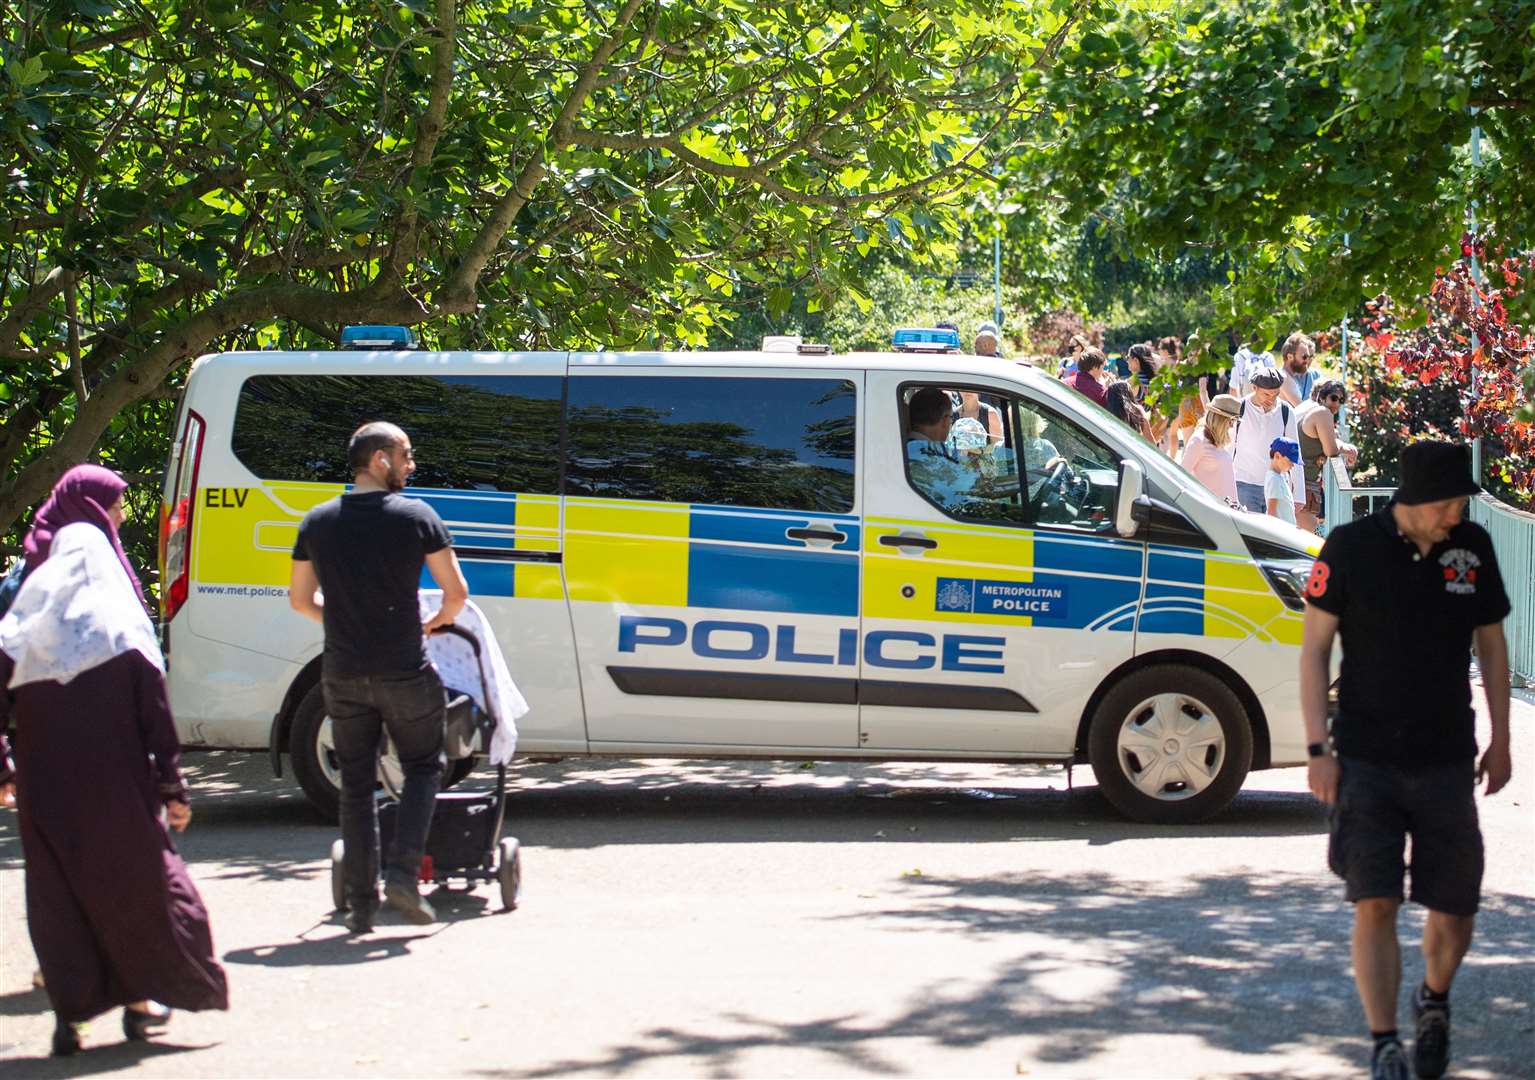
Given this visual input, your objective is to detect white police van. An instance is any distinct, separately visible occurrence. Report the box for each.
[158,327,1321,823]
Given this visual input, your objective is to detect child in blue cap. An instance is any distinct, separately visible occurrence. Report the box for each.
[1266,437,1301,526]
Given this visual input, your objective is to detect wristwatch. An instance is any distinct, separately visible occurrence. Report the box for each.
[1307,741,1330,758]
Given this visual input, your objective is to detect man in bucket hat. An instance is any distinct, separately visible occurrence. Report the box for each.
[1298,441,1512,1080]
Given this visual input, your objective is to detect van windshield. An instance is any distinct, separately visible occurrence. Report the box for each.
[1023,378,1234,517]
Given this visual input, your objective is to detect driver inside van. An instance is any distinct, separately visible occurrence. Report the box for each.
[906,387,1014,510]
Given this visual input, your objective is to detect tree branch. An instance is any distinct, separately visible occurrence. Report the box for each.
[379,0,459,290]
[0,267,72,353]
[568,111,1012,208]
[1033,1,1091,70]
[72,24,154,52]
[436,0,649,313]
[0,283,430,531]
[66,279,86,404]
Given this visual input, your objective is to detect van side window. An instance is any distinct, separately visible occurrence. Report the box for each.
[901,384,1120,531]
[232,374,564,493]
[565,375,856,512]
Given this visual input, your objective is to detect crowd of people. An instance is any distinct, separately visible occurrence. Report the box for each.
[1053,330,1358,535]
[931,320,1357,535]
[907,320,1356,536]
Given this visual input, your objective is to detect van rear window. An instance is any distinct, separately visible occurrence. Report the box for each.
[564,375,856,512]
[232,374,563,493]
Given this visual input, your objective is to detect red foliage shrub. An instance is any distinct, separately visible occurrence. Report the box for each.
[1347,236,1535,508]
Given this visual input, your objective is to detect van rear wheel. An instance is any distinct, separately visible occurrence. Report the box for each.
[1086,665,1252,824]
[288,683,476,822]
[290,687,342,820]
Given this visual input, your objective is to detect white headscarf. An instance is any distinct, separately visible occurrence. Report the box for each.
[0,522,163,689]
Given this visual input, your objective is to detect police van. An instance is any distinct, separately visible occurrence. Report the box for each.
[158,329,1322,824]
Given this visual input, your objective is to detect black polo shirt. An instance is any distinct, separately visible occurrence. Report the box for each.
[293,491,452,677]
[1306,503,1509,767]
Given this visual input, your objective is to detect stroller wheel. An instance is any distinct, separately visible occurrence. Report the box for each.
[330,839,346,912]
[497,837,521,912]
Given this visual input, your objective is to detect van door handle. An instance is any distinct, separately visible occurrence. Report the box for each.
[878,533,938,550]
[786,527,848,545]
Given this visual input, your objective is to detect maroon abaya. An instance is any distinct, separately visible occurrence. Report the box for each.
[0,649,228,1022]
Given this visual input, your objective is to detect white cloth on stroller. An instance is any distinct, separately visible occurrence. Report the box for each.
[419,592,527,765]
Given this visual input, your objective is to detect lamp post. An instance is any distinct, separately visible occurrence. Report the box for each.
[1339,232,1351,439]
[1468,121,1484,482]
[993,222,1003,331]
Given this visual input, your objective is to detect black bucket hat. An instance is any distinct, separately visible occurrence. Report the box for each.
[1395,441,1481,506]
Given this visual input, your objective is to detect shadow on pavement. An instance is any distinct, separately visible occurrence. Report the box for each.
[474,870,1534,1079]
[222,925,444,968]
[0,986,47,1018]
[2,1036,213,1079]
[482,779,1328,850]
[84,752,1329,864]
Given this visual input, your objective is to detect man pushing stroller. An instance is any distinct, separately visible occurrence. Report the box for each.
[289,421,469,932]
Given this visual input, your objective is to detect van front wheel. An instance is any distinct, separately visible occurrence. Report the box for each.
[1086,665,1253,824]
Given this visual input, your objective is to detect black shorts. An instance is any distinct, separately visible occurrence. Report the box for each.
[1328,756,1484,916]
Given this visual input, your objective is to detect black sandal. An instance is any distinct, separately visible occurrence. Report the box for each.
[51,1019,80,1057]
[122,1002,171,1041]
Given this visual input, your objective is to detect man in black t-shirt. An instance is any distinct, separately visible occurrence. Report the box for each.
[1300,441,1512,1080]
[290,421,468,932]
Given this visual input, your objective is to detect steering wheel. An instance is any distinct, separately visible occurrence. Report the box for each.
[1029,459,1072,517]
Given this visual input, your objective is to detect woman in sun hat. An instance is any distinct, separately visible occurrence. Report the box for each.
[1179,393,1242,505]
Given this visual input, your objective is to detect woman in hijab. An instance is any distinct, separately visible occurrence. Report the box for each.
[21,463,144,598]
[0,471,227,1056]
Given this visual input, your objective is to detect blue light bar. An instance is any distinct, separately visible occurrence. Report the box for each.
[892,327,960,352]
[339,325,419,349]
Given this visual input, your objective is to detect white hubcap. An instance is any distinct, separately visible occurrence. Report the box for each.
[316,717,403,797]
[1116,693,1226,802]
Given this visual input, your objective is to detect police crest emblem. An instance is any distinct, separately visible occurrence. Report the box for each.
[936,579,973,612]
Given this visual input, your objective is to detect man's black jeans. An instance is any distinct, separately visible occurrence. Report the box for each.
[323,666,446,910]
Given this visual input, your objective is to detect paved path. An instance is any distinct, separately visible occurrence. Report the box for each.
[2,685,1532,1078]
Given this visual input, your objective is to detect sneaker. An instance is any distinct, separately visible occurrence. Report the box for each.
[384,879,436,925]
[1413,988,1451,1079]
[1370,1038,1409,1080]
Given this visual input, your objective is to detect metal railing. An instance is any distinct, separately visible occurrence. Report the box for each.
[1320,456,1535,685]
[1320,457,1394,538]
[1469,493,1535,685]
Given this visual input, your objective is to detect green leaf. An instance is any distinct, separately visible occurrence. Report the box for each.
[16,55,48,86]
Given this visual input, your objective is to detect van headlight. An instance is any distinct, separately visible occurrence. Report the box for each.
[1258,557,1314,612]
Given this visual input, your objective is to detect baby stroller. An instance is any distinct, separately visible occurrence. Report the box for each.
[330,623,522,913]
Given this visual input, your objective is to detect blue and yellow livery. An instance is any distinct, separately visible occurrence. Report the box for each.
[159,342,1327,824]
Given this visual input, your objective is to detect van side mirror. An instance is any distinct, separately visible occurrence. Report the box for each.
[1115,459,1144,538]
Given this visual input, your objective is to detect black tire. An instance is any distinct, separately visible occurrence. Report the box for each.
[497,837,521,912]
[445,756,478,788]
[330,839,346,912]
[289,683,340,821]
[1087,664,1254,824]
[289,685,478,820]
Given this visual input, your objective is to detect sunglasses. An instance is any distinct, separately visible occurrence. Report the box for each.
[1325,394,1343,403]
